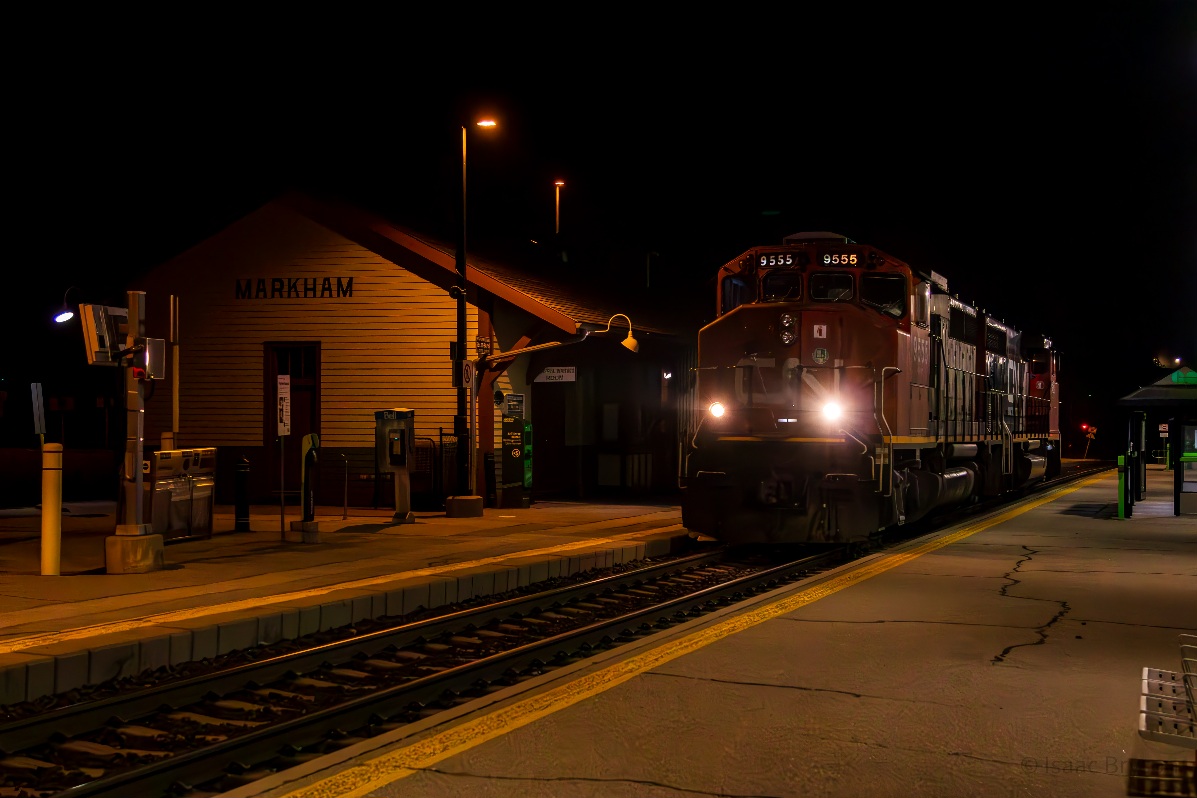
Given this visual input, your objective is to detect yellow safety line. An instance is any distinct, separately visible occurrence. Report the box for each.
[0,526,684,655]
[717,435,1058,445]
[716,436,846,443]
[282,475,1104,798]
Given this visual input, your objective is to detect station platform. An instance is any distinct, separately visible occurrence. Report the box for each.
[1,465,1193,798]
[0,497,691,706]
[216,465,1191,798]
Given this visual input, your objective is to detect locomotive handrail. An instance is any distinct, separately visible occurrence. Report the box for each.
[1001,419,1014,475]
[874,366,901,497]
[839,426,875,480]
[933,336,946,443]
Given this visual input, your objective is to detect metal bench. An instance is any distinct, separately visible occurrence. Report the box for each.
[1128,634,1196,796]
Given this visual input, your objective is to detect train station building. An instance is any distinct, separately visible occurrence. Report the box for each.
[92,192,696,514]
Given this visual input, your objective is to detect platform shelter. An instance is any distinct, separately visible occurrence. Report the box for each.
[1117,366,1197,515]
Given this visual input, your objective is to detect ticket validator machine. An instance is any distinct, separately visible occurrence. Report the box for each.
[375,408,416,523]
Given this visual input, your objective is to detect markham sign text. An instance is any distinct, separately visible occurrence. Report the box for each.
[236,277,354,299]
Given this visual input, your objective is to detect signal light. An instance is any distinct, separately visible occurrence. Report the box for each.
[1081,423,1089,431]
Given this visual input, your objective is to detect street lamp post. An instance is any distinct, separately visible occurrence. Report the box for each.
[454,123,468,473]
[452,119,495,512]
[554,180,564,235]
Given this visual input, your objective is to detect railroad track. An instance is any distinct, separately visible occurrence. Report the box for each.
[0,463,1111,798]
[0,547,848,798]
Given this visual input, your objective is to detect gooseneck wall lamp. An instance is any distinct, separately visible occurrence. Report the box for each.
[54,286,79,323]
[599,314,639,353]
[477,311,641,366]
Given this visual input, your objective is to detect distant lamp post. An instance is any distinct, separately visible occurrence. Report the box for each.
[599,313,639,353]
[54,286,79,323]
[453,117,497,504]
[554,179,565,235]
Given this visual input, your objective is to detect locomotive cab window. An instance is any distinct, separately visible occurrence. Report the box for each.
[720,275,757,314]
[913,281,931,327]
[861,274,906,318]
[761,270,802,302]
[1029,351,1051,374]
[810,272,853,302]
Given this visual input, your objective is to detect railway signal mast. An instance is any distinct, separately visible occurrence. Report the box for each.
[1082,423,1097,458]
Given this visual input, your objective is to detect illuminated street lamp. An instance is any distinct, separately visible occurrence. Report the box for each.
[554,179,565,235]
[54,286,79,323]
[453,118,497,503]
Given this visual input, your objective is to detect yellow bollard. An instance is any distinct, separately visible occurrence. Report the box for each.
[41,443,63,576]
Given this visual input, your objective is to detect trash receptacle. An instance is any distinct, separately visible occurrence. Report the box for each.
[145,447,216,542]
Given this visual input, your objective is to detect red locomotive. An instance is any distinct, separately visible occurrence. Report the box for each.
[681,232,1061,547]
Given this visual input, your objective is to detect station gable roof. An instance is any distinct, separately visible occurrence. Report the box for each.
[279,192,680,338]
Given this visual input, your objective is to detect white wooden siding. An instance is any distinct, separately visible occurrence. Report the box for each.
[136,203,479,449]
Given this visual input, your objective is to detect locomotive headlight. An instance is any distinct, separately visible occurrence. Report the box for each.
[778,313,796,345]
[821,401,843,421]
[709,401,726,418]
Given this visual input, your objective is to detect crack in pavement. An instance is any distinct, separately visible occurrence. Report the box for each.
[402,766,782,796]
[653,672,964,707]
[991,544,1070,664]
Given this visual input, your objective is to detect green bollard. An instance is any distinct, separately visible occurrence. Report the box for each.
[1117,455,1126,519]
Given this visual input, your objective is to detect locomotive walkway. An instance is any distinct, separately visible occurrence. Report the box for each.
[0,461,1192,798]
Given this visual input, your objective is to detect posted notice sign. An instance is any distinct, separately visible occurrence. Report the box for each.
[505,393,525,417]
[534,366,576,383]
[277,375,291,436]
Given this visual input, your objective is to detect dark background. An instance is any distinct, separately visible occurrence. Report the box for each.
[5,5,1194,457]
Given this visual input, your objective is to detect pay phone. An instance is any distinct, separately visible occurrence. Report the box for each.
[375,408,416,523]
[388,428,407,467]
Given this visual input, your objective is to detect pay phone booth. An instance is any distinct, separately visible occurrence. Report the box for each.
[144,447,217,542]
[375,409,416,523]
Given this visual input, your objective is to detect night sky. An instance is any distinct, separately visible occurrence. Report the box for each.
[8,5,1195,449]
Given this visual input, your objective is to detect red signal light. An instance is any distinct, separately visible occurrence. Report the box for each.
[1081,423,1088,430]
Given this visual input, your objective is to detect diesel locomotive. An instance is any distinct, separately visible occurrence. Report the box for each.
[681,232,1061,546]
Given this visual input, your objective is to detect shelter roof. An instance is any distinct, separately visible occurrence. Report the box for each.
[1116,367,1197,411]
